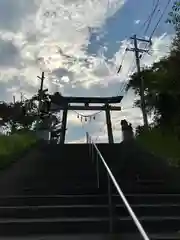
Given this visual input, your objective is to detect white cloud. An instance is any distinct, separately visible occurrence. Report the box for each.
[134,19,140,25]
[0,0,127,100]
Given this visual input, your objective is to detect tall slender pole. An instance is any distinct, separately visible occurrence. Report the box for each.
[133,35,148,128]
[20,93,23,102]
[35,72,45,134]
[96,153,100,189]
[105,104,114,231]
[107,174,113,233]
[127,35,151,129]
[86,132,89,143]
[60,108,68,144]
[39,72,45,92]
[13,96,15,104]
[37,72,45,115]
[105,104,114,143]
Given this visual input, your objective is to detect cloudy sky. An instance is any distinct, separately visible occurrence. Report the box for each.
[0,0,175,143]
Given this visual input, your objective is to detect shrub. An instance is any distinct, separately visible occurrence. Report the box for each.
[0,132,37,170]
[136,127,180,167]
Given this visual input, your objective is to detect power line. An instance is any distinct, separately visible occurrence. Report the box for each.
[116,42,133,95]
[138,0,160,35]
[134,0,161,68]
[140,15,153,34]
[117,48,128,74]
[150,0,172,39]
[117,1,157,76]
[139,0,161,65]
[152,0,156,8]
[144,0,160,35]
[127,59,136,78]
[116,1,158,96]
[116,57,136,96]
[149,48,171,54]
[116,46,136,95]
[138,0,171,68]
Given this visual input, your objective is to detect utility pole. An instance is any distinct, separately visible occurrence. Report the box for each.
[127,35,151,129]
[13,96,15,104]
[20,92,23,102]
[35,72,45,136]
[37,71,45,93]
[37,72,45,114]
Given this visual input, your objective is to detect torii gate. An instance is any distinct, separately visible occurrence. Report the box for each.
[37,72,123,144]
[49,93,123,144]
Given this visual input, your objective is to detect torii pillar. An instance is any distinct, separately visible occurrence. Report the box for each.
[60,108,68,144]
[105,104,114,143]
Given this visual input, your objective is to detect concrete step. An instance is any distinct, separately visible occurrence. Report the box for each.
[0,194,180,236]
[151,233,180,240]
[0,195,111,206]
[0,216,180,236]
[0,233,179,240]
[121,204,180,217]
[0,217,110,235]
[20,185,99,195]
[125,194,180,204]
[0,205,109,218]
[1,203,180,219]
[1,194,180,206]
[115,216,180,233]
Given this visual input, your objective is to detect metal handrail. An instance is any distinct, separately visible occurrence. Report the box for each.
[92,141,150,240]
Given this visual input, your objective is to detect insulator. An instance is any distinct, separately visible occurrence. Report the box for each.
[93,116,96,120]
[81,116,82,122]
[77,115,79,118]
[85,117,87,122]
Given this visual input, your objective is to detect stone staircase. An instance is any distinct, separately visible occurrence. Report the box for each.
[0,194,180,238]
[0,142,179,239]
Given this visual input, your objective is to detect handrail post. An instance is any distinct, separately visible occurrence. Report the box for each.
[88,135,92,158]
[91,143,94,163]
[107,174,113,233]
[96,152,100,189]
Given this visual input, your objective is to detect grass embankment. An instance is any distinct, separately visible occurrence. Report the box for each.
[0,132,37,170]
[136,128,180,167]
